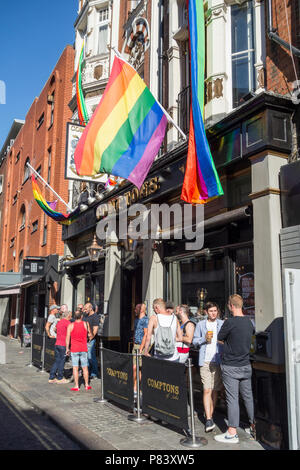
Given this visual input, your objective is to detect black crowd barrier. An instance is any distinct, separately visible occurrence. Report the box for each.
[102,348,134,409]
[44,336,56,371]
[141,356,189,430]
[32,333,43,368]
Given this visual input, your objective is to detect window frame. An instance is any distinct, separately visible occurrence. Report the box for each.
[228,1,256,110]
[97,5,109,56]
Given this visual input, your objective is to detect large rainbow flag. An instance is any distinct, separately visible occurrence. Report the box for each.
[32,176,80,225]
[76,43,89,126]
[181,0,223,204]
[74,56,167,189]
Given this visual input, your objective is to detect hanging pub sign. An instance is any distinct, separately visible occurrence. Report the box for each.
[23,258,46,276]
[102,348,134,409]
[142,356,189,430]
[65,122,108,184]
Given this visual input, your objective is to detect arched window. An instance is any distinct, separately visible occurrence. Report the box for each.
[19,205,26,230]
[18,250,23,272]
[23,158,30,183]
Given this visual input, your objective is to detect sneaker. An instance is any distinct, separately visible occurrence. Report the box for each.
[48,378,57,383]
[85,385,92,390]
[56,378,71,384]
[245,424,256,440]
[70,387,80,392]
[214,431,239,444]
[205,419,216,432]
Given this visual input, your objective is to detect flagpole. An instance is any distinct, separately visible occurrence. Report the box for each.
[27,163,72,211]
[112,47,187,141]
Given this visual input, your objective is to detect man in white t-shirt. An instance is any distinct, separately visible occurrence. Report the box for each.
[45,305,60,338]
[193,302,224,432]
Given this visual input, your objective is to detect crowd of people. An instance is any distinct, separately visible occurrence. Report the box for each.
[45,294,256,445]
[45,303,100,391]
[133,295,256,444]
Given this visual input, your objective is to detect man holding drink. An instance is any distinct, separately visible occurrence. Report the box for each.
[193,302,224,432]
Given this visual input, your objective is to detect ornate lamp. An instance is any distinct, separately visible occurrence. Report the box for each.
[87,235,103,262]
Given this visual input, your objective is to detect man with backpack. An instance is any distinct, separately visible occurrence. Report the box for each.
[193,301,224,433]
[176,304,196,364]
[144,298,182,361]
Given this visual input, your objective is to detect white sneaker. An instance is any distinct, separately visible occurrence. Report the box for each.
[214,431,239,444]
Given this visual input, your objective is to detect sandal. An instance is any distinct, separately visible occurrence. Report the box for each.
[85,385,92,390]
[70,387,80,391]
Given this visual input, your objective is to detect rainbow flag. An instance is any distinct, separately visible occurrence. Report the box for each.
[76,43,89,126]
[181,0,223,204]
[74,56,168,189]
[32,176,80,226]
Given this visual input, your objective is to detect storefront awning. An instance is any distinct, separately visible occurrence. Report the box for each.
[0,277,42,296]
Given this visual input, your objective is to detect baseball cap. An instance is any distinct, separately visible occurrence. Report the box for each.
[49,305,60,311]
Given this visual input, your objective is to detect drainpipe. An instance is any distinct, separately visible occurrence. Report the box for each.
[158,0,164,103]
[267,0,300,58]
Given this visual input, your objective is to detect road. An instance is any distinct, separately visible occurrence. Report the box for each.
[0,381,81,450]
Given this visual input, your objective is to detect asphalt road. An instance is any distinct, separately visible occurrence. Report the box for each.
[0,384,81,450]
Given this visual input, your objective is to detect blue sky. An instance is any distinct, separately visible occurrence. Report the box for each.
[0,0,76,148]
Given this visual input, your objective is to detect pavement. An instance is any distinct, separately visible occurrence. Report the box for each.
[0,335,265,451]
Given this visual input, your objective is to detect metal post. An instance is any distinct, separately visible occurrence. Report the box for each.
[94,340,107,403]
[26,327,34,367]
[180,359,207,448]
[39,330,46,374]
[128,350,147,423]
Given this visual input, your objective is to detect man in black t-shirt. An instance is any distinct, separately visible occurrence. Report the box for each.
[214,294,255,445]
[83,303,99,379]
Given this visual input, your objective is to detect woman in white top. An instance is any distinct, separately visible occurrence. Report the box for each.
[144,298,183,362]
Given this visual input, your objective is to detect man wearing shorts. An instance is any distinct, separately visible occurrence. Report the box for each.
[66,310,92,391]
[193,302,223,432]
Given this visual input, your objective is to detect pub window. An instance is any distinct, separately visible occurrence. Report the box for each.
[98,7,109,55]
[234,247,254,319]
[231,1,255,108]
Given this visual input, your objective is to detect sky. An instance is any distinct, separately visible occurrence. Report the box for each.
[0,0,77,149]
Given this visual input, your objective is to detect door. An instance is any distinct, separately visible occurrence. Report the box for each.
[284,268,300,450]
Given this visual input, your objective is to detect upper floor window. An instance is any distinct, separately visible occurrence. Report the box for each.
[0,174,3,194]
[47,147,52,183]
[98,7,109,56]
[32,220,38,233]
[48,92,55,127]
[15,151,20,163]
[23,158,30,183]
[19,205,26,230]
[19,250,23,271]
[231,1,255,108]
[37,113,44,129]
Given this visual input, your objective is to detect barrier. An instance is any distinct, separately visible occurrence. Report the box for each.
[31,332,43,369]
[141,356,189,430]
[44,336,56,371]
[102,348,134,409]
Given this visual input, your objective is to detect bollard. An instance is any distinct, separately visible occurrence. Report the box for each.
[26,328,33,367]
[180,359,207,448]
[128,350,147,423]
[94,340,107,403]
[38,330,47,374]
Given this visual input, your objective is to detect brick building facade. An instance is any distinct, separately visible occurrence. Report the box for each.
[0,45,74,337]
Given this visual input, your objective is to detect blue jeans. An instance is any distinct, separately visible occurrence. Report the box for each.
[49,346,66,380]
[87,339,98,377]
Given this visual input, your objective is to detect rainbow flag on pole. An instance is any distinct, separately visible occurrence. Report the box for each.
[76,43,89,126]
[181,0,223,204]
[32,176,80,225]
[74,56,167,189]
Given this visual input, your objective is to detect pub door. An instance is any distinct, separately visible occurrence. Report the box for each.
[121,263,143,353]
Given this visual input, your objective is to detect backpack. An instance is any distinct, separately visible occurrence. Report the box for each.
[155,314,175,356]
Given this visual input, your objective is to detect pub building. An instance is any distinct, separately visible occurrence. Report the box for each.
[61,91,295,448]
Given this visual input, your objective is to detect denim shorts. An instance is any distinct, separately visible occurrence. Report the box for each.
[71,351,88,367]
